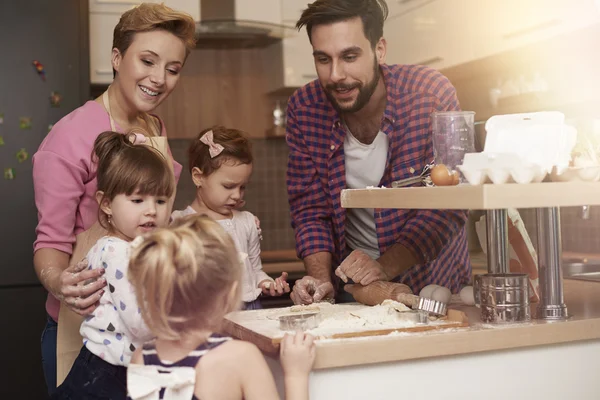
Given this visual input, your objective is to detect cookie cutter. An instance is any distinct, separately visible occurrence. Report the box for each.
[279,312,320,331]
[415,297,448,317]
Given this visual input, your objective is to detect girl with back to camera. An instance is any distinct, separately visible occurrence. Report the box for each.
[171,126,290,309]
[127,214,316,400]
[52,131,175,399]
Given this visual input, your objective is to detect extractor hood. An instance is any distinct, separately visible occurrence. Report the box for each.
[195,0,296,49]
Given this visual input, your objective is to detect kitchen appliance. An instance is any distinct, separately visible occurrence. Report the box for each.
[195,0,296,48]
[0,1,89,397]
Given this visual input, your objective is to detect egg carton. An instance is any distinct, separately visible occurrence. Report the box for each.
[457,152,548,185]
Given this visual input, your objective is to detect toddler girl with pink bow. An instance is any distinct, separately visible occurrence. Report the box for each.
[171,126,290,309]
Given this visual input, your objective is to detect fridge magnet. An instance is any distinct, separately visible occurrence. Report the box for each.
[19,117,32,130]
[4,168,15,180]
[16,148,28,163]
[32,60,46,81]
[0,136,4,146]
[50,91,62,107]
[0,113,4,124]
[47,123,54,132]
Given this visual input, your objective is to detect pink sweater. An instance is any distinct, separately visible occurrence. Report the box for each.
[33,101,182,321]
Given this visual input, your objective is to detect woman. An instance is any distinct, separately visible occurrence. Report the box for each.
[32,3,196,395]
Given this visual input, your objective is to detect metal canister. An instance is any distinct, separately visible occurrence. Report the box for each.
[479,273,530,323]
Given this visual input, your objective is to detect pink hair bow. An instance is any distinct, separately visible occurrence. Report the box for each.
[199,130,224,158]
[130,132,147,145]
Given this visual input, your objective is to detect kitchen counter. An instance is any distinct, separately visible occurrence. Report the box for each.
[226,279,600,399]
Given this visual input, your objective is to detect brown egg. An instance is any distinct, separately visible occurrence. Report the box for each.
[451,171,460,185]
[430,164,454,186]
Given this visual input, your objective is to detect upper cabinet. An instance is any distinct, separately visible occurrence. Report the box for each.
[234,0,281,24]
[469,0,600,61]
[270,0,317,90]
[89,0,200,85]
[384,0,600,71]
[384,0,474,70]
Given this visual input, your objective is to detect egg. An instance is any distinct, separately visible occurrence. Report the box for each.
[430,286,452,304]
[419,284,440,299]
[430,164,459,186]
[459,286,475,306]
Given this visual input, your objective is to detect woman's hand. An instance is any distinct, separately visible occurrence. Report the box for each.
[259,272,290,296]
[58,258,106,316]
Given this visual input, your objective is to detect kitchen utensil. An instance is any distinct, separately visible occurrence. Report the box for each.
[432,111,476,180]
[279,312,320,331]
[415,296,448,317]
[479,273,530,323]
[391,162,435,188]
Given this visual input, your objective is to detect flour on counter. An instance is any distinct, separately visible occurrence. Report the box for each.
[307,300,425,337]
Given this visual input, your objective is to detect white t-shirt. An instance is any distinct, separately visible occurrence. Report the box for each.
[80,236,153,366]
[171,207,272,302]
[344,129,389,260]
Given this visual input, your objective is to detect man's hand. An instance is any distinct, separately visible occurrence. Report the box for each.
[335,249,390,286]
[289,276,334,305]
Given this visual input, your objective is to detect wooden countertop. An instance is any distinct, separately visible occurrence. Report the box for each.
[224,279,600,369]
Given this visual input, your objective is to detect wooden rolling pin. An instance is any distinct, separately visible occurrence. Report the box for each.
[344,281,419,308]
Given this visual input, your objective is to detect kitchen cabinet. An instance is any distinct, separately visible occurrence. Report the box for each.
[470,0,600,61]
[384,0,474,70]
[279,27,317,89]
[387,0,435,19]
[269,1,317,90]
[89,0,200,84]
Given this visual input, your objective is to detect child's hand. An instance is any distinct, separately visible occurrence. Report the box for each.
[280,331,316,378]
[259,272,290,296]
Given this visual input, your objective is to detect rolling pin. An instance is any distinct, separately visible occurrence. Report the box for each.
[344,281,419,308]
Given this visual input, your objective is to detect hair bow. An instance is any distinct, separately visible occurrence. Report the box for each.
[127,364,195,400]
[199,130,224,158]
[130,132,147,145]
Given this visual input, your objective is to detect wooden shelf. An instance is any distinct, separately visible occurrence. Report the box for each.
[341,182,600,210]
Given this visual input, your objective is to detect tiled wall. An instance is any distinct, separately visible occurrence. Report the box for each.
[169,138,297,252]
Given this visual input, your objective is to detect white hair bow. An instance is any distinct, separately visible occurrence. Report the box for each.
[199,130,224,158]
[127,364,196,400]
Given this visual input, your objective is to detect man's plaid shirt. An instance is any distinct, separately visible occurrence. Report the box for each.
[285,64,471,293]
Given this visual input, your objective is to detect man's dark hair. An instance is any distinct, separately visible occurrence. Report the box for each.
[296,0,389,48]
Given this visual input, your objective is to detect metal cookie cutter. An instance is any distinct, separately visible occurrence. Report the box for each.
[279,312,320,331]
[415,297,448,317]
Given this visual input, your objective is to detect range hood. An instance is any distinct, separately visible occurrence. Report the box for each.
[195,0,296,49]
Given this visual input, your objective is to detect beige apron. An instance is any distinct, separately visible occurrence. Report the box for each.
[56,90,175,385]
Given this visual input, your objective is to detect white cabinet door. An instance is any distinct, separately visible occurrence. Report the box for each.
[470,0,600,61]
[387,0,436,19]
[384,0,474,70]
[89,12,120,84]
[282,27,317,88]
[89,0,146,14]
[281,0,308,25]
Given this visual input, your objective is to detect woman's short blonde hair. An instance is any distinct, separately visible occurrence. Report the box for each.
[112,2,196,76]
[128,215,242,340]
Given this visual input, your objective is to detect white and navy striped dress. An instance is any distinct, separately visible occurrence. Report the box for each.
[130,334,231,400]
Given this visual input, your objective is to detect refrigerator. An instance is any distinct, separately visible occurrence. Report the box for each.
[0,1,89,397]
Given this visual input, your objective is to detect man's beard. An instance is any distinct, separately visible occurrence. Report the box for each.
[324,57,380,114]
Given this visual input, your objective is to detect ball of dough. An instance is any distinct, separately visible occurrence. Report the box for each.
[430,286,452,304]
[459,286,475,306]
[419,284,440,299]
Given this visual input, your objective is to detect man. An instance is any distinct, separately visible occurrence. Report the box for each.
[286,0,471,305]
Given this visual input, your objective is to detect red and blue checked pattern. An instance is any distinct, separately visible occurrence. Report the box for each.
[286,64,471,294]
